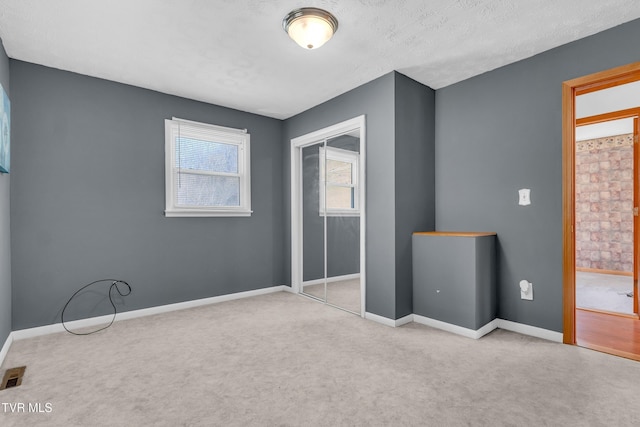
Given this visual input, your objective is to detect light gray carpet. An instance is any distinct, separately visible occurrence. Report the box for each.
[576,271,634,314]
[1,291,640,426]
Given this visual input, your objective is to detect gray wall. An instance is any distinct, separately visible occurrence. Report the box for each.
[9,18,637,333]
[394,73,436,318]
[435,18,640,332]
[284,73,397,318]
[0,39,10,346]
[302,136,360,281]
[10,61,284,330]
[285,72,435,320]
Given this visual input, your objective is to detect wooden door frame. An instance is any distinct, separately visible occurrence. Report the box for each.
[635,117,640,315]
[562,62,640,344]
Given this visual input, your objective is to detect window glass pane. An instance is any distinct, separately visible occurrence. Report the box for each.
[175,173,240,207]
[326,185,354,209]
[175,137,238,173]
[326,159,352,185]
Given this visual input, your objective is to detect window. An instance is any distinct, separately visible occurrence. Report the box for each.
[319,146,359,216]
[165,118,251,217]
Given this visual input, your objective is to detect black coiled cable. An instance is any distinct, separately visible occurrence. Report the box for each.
[61,279,132,335]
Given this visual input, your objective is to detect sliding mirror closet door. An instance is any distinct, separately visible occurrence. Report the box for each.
[324,135,361,314]
[292,115,365,317]
[301,141,327,301]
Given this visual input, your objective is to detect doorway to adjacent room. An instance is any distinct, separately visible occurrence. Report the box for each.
[574,108,639,316]
[563,62,640,360]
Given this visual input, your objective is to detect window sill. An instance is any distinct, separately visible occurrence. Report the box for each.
[319,211,360,217]
[165,209,253,218]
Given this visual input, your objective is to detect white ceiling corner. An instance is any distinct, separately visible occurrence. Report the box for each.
[0,0,639,119]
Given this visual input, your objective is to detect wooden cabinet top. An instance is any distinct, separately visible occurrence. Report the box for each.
[413,231,497,237]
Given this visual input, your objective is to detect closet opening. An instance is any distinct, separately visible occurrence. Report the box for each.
[290,116,366,316]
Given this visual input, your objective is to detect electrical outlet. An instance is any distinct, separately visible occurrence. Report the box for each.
[519,280,533,300]
[519,189,531,206]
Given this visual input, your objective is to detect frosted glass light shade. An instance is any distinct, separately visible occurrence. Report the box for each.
[283,8,338,50]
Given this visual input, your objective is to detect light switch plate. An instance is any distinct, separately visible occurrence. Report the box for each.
[519,189,531,206]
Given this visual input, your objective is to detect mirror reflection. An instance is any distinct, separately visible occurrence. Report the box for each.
[300,132,361,315]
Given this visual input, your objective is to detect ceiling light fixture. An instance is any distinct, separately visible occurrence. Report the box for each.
[282,7,338,50]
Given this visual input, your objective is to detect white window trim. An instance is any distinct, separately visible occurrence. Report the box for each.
[164,117,252,217]
[319,146,360,217]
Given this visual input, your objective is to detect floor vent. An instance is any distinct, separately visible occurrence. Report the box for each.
[1,366,27,390]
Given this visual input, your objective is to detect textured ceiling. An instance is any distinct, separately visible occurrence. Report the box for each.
[0,0,639,119]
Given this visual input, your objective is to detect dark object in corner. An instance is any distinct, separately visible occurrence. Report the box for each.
[1,366,26,390]
[61,279,132,335]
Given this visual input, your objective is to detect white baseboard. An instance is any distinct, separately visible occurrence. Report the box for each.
[364,311,560,343]
[478,319,501,338]
[365,312,398,327]
[395,314,414,327]
[11,285,288,341]
[0,332,13,367]
[365,312,413,327]
[496,319,563,343]
[413,315,498,340]
[282,285,296,293]
[302,274,360,287]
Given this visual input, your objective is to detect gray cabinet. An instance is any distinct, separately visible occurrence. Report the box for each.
[412,232,497,330]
